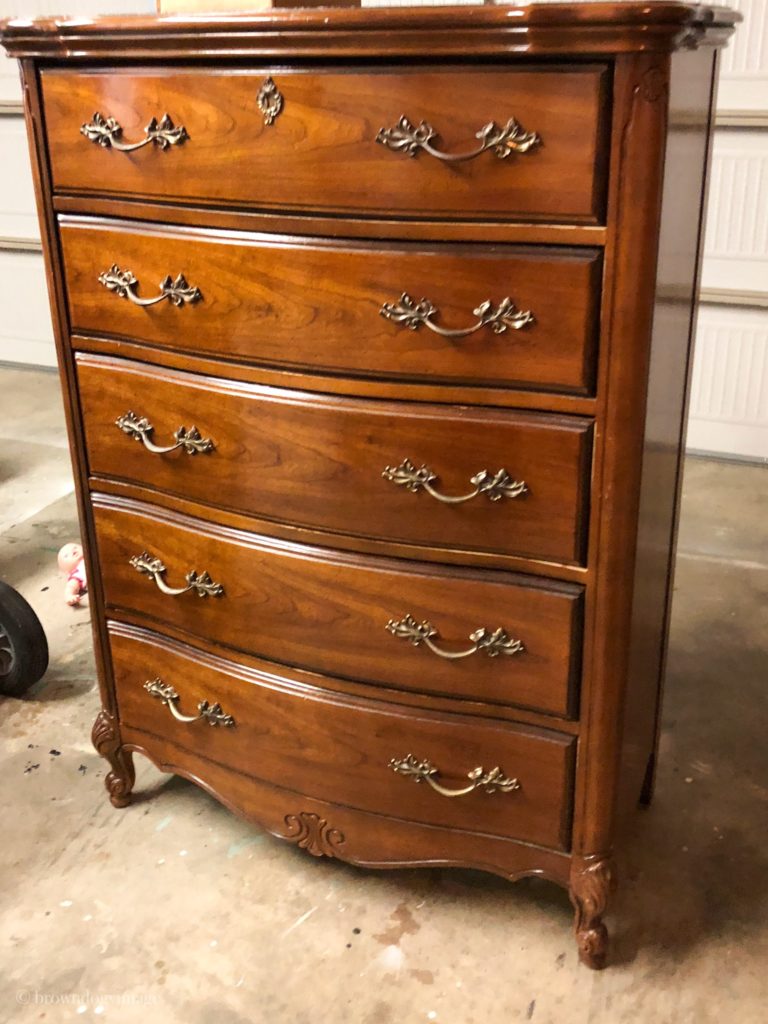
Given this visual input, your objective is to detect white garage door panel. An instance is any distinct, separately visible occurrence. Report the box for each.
[0,250,56,367]
[0,117,39,241]
[701,130,768,296]
[688,305,768,460]
[717,0,768,115]
[1,0,156,104]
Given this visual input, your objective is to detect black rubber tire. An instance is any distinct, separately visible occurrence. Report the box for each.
[0,580,49,697]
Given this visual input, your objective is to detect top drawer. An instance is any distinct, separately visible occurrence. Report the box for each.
[41,66,609,223]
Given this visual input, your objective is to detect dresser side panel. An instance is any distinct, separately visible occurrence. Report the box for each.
[573,53,671,857]
[618,47,719,816]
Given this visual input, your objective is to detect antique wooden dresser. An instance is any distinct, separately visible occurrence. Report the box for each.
[1,1,737,968]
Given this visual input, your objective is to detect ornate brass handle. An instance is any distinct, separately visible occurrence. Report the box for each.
[383,459,527,504]
[380,293,533,338]
[144,678,235,727]
[129,552,224,598]
[116,411,215,456]
[81,112,188,151]
[389,754,520,797]
[98,265,201,308]
[376,116,540,162]
[386,614,524,660]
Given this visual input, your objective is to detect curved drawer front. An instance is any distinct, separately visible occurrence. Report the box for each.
[79,355,592,565]
[93,497,583,718]
[109,623,575,850]
[44,66,608,222]
[62,222,601,395]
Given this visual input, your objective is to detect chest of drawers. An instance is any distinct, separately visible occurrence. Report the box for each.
[1,1,737,969]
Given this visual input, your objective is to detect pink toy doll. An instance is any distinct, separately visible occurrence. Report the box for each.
[58,542,87,606]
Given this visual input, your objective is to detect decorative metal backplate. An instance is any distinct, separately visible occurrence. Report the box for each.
[144,678,235,727]
[376,115,540,162]
[115,411,214,455]
[129,552,224,598]
[257,77,284,127]
[386,614,525,660]
[81,112,188,151]
[382,459,528,504]
[98,265,202,308]
[380,293,534,337]
[389,754,521,797]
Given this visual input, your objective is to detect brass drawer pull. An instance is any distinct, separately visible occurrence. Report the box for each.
[376,115,540,162]
[129,551,224,598]
[380,293,533,338]
[383,459,527,504]
[144,678,235,727]
[98,265,202,308]
[387,614,524,660]
[81,112,188,151]
[390,754,520,797]
[116,411,215,456]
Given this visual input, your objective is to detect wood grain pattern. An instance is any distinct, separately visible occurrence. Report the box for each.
[93,494,583,719]
[117,715,572,884]
[43,67,608,222]
[77,353,593,566]
[109,621,576,850]
[53,194,609,247]
[0,4,739,61]
[61,219,601,394]
[2,1,737,971]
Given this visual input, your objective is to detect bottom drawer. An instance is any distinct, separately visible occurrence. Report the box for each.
[108,622,575,851]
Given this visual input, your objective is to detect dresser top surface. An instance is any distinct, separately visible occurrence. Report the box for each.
[0,2,737,59]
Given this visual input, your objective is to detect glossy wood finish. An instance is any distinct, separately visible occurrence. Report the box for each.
[44,67,608,222]
[2,1,737,972]
[109,623,575,850]
[78,354,593,565]
[73,333,598,418]
[54,195,609,247]
[620,47,720,811]
[62,220,601,394]
[94,494,583,718]
[0,4,736,60]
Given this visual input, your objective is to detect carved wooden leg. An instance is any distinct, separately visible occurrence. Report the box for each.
[569,854,613,969]
[91,709,135,808]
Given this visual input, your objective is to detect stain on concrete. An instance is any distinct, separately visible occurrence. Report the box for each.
[373,903,421,946]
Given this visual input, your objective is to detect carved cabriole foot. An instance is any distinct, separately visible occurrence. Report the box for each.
[91,709,135,807]
[569,854,613,969]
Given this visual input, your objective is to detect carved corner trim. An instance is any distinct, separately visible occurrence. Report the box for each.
[91,709,135,808]
[283,812,346,859]
[570,854,614,970]
[638,65,669,104]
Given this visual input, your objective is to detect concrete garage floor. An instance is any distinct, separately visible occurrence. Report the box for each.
[1,364,766,1024]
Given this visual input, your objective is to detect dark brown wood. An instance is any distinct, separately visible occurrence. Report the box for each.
[93,494,583,719]
[2,2,737,970]
[77,353,593,565]
[0,4,737,60]
[61,220,601,394]
[619,46,720,813]
[109,621,576,850]
[54,194,609,247]
[44,67,607,222]
[72,334,598,417]
[89,475,591,586]
[117,715,573,884]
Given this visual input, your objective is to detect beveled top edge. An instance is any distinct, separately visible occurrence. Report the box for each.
[0,2,739,60]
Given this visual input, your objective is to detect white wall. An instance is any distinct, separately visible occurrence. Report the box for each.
[0,1,155,367]
[690,0,768,461]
